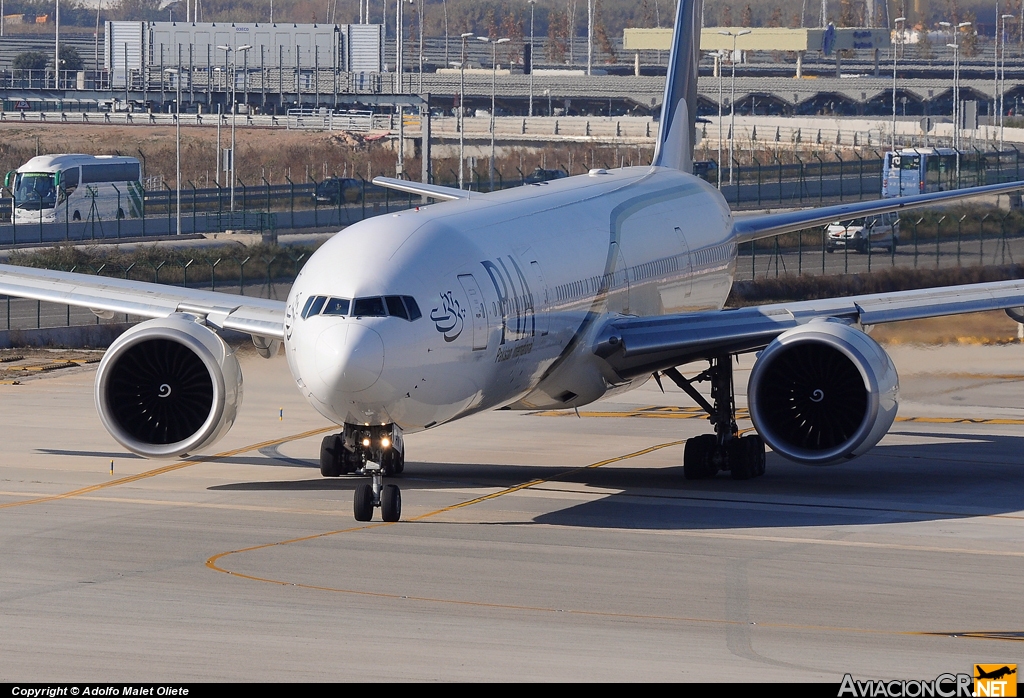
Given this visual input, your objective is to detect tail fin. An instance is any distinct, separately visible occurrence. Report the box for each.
[651,0,703,172]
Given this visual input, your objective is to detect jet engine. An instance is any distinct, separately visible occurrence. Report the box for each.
[94,314,243,458]
[747,320,898,465]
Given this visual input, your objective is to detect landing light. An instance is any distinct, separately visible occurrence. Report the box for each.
[381,437,391,449]
[362,438,371,447]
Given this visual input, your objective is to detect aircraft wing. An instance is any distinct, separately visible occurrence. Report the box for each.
[371,176,471,201]
[0,263,285,340]
[593,279,1024,379]
[733,180,1024,244]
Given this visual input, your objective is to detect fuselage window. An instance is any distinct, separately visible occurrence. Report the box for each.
[322,297,351,316]
[352,296,387,317]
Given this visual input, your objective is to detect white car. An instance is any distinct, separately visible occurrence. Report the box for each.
[825,214,900,253]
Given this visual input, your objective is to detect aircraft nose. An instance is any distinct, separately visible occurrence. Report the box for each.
[315,323,385,393]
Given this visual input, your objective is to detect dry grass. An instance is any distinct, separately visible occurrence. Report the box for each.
[870,310,1024,346]
[730,266,1024,345]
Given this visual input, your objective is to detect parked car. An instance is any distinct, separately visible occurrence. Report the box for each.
[692,160,718,181]
[825,213,900,253]
[523,167,568,184]
[313,177,362,205]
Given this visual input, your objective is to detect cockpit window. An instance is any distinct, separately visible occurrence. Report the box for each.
[403,296,422,321]
[301,296,317,319]
[384,296,408,320]
[302,294,421,321]
[352,297,387,317]
[322,297,351,316]
[307,296,327,318]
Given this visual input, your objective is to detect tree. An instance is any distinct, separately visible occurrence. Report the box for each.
[594,0,617,63]
[13,52,48,72]
[721,5,733,26]
[741,4,753,27]
[57,46,84,73]
[959,13,979,57]
[547,9,567,63]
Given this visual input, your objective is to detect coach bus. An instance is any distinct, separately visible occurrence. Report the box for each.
[4,154,143,225]
[881,147,985,198]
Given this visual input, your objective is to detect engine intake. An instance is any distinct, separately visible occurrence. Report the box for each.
[95,315,243,458]
[747,321,898,465]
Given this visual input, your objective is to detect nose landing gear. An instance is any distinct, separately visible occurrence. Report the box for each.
[320,423,406,521]
[354,461,402,522]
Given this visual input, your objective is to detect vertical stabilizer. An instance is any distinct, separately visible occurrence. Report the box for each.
[652,0,703,172]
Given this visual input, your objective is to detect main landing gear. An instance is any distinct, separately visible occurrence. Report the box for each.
[319,423,405,522]
[658,354,766,481]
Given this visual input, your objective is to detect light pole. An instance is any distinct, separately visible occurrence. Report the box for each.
[995,1,1001,130]
[717,49,724,188]
[479,36,510,192]
[165,67,182,235]
[528,0,537,117]
[891,16,906,151]
[941,21,970,181]
[217,43,251,212]
[1000,14,1013,151]
[442,0,449,69]
[719,29,750,185]
[457,32,473,190]
[54,0,59,89]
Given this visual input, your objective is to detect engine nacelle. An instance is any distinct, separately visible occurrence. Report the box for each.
[95,315,243,458]
[747,320,898,465]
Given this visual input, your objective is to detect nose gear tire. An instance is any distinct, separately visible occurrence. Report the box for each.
[354,484,374,521]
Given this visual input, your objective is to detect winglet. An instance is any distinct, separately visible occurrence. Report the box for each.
[651,0,703,173]
[371,176,471,201]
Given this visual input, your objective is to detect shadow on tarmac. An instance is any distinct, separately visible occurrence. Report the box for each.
[207,433,1024,530]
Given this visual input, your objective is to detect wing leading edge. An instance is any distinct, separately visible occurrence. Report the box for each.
[733,180,1024,244]
[594,279,1024,379]
[0,263,285,339]
[371,176,471,201]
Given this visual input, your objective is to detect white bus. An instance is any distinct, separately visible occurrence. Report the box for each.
[4,154,144,225]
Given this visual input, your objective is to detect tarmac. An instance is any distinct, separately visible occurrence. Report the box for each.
[1,343,1023,681]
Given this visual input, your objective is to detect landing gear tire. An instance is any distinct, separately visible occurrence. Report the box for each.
[381,484,402,522]
[320,434,343,477]
[353,483,374,521]
[381,448,405,476]
[683,434,718,480]
[729,434,766,480]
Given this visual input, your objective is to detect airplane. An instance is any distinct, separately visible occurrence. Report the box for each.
[4,0,1024,524]
[975,667,1016,681]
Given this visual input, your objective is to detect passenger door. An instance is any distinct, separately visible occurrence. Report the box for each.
[458,274,489,351]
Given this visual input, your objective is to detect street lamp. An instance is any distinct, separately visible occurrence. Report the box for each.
[217,43,251,212]
[165,67,182,235]
[457,32,474,190]
[1000,14,1014,151]
[891,16,906,151]
[528,0,537,117]
[941,20,970,181]
[717,49,725,188]
[479,36,510,192]
[442,0,449,69]
[719,29,750,185]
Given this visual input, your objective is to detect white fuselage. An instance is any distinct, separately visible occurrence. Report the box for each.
[284,166,736,433]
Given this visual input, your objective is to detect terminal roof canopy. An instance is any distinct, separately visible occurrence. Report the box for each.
[623,27,891,53]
